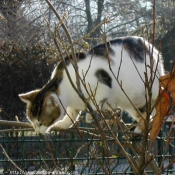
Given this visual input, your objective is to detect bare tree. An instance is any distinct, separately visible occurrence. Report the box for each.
[0,1,175,174]
[0,0,46,45]
[26,0,154,45]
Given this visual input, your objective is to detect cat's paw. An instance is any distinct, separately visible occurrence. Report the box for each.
[54,119,72,128]
[35,125,48,135]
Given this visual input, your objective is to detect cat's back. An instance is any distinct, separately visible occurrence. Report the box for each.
[79,36,164,77]
[62,36,164,88]
[80,36,164,105]
[57,36,164,110]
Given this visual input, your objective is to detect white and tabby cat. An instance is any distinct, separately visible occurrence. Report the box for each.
[19,36,164,134]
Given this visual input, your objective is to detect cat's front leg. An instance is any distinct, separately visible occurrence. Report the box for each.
[54,107,79,129]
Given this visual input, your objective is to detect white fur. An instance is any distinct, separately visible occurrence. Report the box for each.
[50,37,164,131]
[23,37,164,134]
[31,119,48,134]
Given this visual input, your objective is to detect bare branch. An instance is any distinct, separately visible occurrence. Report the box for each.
[0,144,25,174]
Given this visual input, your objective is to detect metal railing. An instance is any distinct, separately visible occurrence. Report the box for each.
[0,124,175,175]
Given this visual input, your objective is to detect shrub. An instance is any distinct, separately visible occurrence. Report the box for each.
[0,41,58,121]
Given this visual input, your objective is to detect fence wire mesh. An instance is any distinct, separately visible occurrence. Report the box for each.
[0,124,175,175]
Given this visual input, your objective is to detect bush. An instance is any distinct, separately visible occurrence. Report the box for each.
[0,41,58,121]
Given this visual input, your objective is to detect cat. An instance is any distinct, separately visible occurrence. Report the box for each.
[19,36,164,134]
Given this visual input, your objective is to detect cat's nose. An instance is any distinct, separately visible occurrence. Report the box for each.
[39,125,48,134]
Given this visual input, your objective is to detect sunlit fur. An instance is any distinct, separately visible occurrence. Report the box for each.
[19,36,164,134]
[19,91,61,133]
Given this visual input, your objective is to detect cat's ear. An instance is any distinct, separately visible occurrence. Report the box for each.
[44,93,59,107]
[19,90,40,104]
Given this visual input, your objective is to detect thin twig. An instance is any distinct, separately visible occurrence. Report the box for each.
[45,0,82,92]
[0,144,25,174]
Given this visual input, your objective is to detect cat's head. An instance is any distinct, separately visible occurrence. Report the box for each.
[19,90,62,134]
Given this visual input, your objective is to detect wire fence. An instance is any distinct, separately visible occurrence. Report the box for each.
[0,123,175,175]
